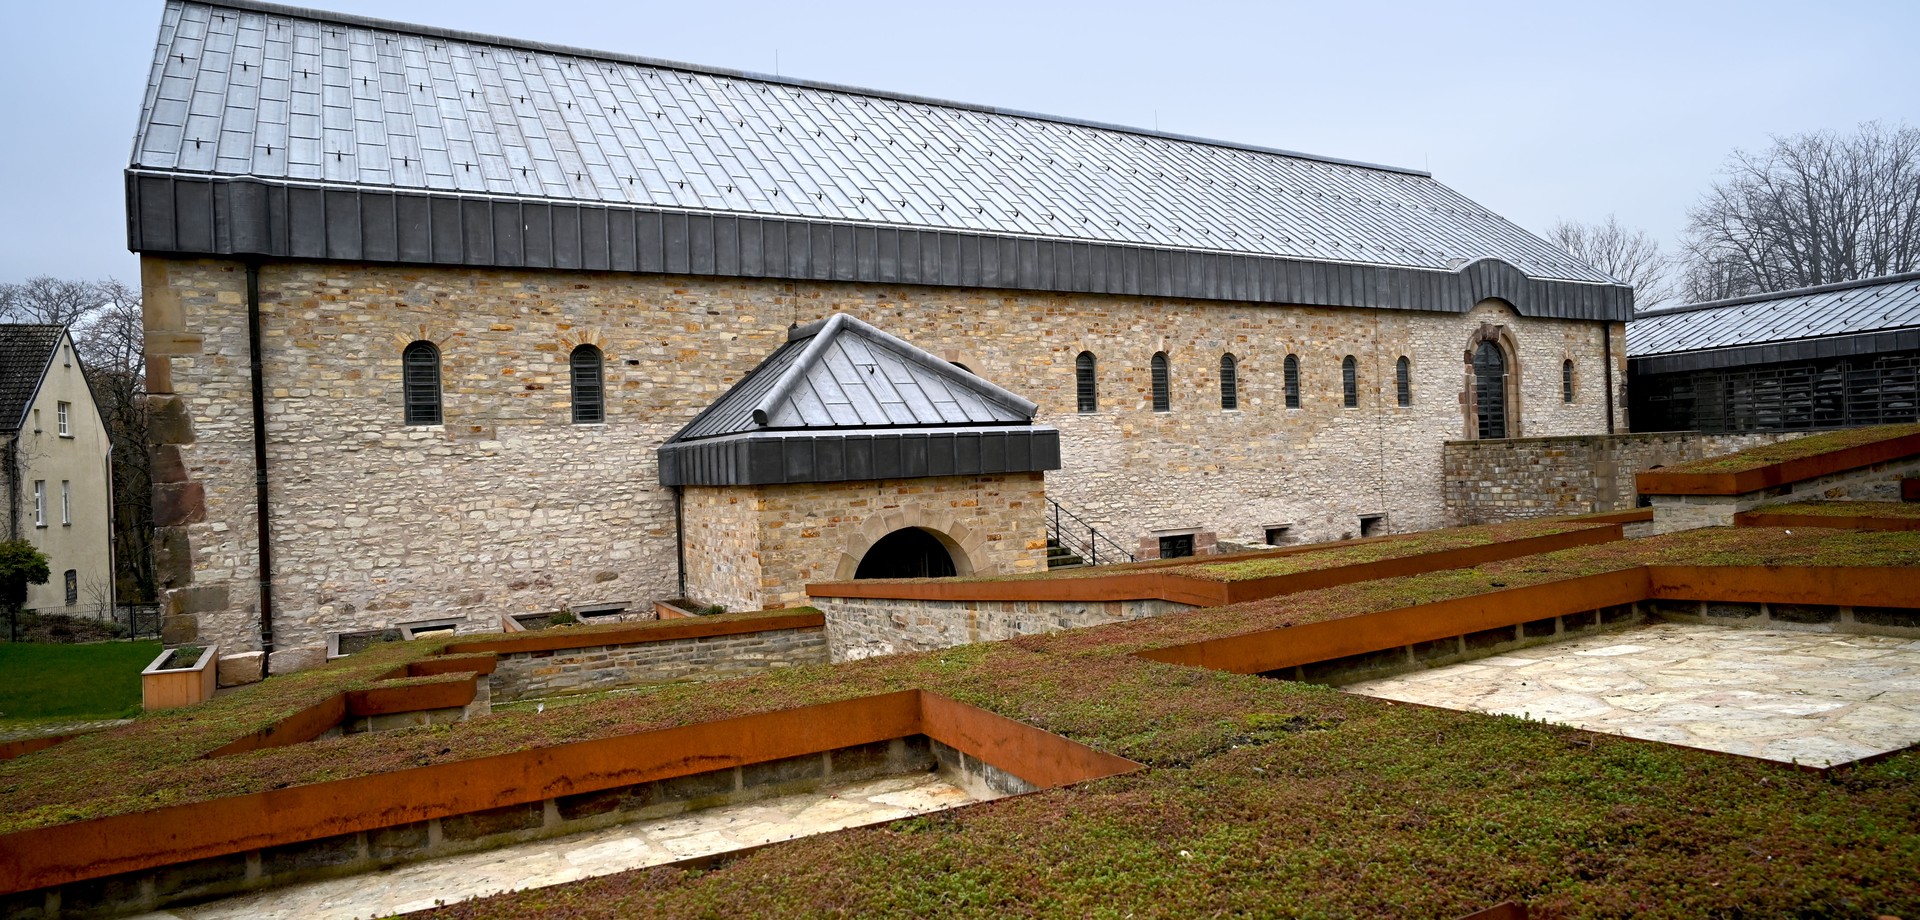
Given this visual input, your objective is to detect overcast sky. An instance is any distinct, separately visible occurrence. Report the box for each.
[3,0,1916,286]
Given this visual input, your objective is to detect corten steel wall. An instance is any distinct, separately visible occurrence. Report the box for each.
[1441,432,1790,525]
[141,256,1618,658]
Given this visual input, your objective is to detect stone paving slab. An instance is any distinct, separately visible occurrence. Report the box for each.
[134,772,990,920]
[1346,622,1920,768]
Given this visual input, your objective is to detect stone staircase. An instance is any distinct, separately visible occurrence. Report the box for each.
[1045,538,1085,570]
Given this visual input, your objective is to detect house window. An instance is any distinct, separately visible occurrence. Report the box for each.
[403,341,443,426]
[33,481,46,527]
[61,480,70,525]
[1283,354,1301,408]
[57,402,70,437]
[1473,340,1509,439]
[1264,525,1291,546]
[1341,356,1358,408]
[1562,359,1576,403]
[64,570,78,606]
[1396,357,1412,407]
[571,344,605,424]
[1219,354,1239,410]
[1075,351,1098,413]
[1359,514,1386,537]
[1150,352,1170,412]
[1158,533,1194,558]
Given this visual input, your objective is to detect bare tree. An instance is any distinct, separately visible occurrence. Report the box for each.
[78,280,156,605]
[1682,121,1920,301]
[0,276,104,325]
[1548,215,1678,311]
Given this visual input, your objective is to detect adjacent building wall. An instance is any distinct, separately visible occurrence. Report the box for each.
[8,333,114,615]
[142,257,1619,659]
[1441,432,1792,525]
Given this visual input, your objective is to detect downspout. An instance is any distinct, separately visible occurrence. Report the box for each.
[1602,322,1617,434]
[246,262,277,677]
[673,485,687,600]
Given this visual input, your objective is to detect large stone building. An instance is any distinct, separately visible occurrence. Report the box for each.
[128,0,1632,669]
[1,325,115,617]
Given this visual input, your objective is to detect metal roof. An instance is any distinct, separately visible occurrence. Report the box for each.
[1627,273,1920,360]
[671,314,1037,442]
[128,0,1629,314]
[0,326,67,432]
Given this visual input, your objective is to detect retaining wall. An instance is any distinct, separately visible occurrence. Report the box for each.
[486,624,828,701]
[1441,432,1787,525]
[819,596,1194,662]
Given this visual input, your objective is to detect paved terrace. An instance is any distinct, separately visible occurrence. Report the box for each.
[1347,622,1920,767]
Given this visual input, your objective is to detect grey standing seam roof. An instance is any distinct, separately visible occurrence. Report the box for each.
[0,326,67,432]
[660,314,1056,486]
[126,0,1632,320]
[1627,273,1920,360]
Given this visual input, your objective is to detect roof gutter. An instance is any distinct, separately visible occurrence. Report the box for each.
[245,261,277,677]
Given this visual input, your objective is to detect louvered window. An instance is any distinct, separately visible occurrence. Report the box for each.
[1075,352,1097,412]
[571,344,605,424]
[1219,354,1238,410]
[1474,341,1508,438]
[1562,359,1576,403]
[1283,355,1300,408]
[1396,356,1412,407]
[1151,352,1170,412]
[1341,356,1358,408]
[403,341,442,426]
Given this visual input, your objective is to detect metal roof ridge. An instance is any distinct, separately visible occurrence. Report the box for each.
[183,0,1431,178]
[830,315,1041,421]
[1634,271,1920,319]
[750,314,850,427]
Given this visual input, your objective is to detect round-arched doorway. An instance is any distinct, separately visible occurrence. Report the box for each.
[854,527,959,579]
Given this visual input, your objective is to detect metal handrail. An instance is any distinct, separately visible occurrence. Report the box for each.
[1046,498,1135,566]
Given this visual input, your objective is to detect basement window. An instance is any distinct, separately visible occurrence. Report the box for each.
[401,619,461,641]
[331,628,405,657]
[1158,533,1195,559]
[570,601,629,620]
[1359,514,1386,538]
[1264,525,1292,546]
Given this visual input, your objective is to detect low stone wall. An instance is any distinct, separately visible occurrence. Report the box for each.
[817,596,1194,662]
[488,625,828,701]
[1648,598,1920,639]
[1647,455,1920,535]
[1442,432,1790,525]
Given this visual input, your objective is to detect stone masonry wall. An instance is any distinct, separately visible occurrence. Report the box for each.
[679,487,763,613]
[487,625,828,701]
[1442,431,1793,525]
[816,595,1195,662]
[143,256,1617,660]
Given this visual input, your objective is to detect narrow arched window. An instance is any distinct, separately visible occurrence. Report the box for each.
[1150,352,1170,412]
[1396,356,1412,407]
[1562,359,1575,403]
[571,344,605,424]
[1075,351,1097,413]
[403,340,442,426]
[1341,355,1358,408]
[1283,354,1301,409]
[1474,341,1508,438]
[1219,354,1238,410]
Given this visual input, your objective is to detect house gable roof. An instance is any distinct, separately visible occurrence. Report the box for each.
[125,0,1632,321]
[0,325,67,433]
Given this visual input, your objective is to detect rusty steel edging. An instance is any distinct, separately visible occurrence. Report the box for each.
[442,610,824,656]
[918,691,1142,789]
[1636,431,1920,496]
[1136,570,1653,675]
[1733,511,1920,532]
[345,676,480,718]
[408,653,500,677]
[1216,524,1623,605]
[204,694,351,759]
[1647,565,1920,608]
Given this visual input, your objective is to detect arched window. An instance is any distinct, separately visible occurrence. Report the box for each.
[1075,352,1098,413]
[571,344,605,424]
[1562,359,1575,403]
[1150,352,1171,412]
[1341,355,1358,408]
[402,340,442,426]
[1283,354,1301,409]
[1396,356,1412,407]
[1219,353,1238,410]
[1474,341,1509,438]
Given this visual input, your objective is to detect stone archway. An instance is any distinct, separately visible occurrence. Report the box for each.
[854,528,959,579]
[1463,320,1522,439]
[833,507,982,581]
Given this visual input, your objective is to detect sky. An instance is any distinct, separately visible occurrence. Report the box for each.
[2,0,1917,286]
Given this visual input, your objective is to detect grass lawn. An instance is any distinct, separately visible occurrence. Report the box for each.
[0,641,160,725]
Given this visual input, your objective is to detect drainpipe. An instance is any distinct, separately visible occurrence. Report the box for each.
[1602,322,1617,434]
[246,262,277,678]
[673,485,687,600]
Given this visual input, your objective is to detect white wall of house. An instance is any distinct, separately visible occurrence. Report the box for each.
[12,333,114,616]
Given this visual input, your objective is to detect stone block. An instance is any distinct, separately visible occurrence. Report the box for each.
[657,768,737,805]
[1561,610,1598,631]
[1769,604,1839,625]
[440,802,543,841]
[60,870,148,915]
[1854,606,1920,630]
[1704,602,1762,620]
[1464,626,1517,651]
[368,822,430,859]
[741,753,825,790]
[556,781,658,822]
[217,652,265,687]
[269,644,327,675]
[151,481,207,527]
[262,831,362,876]
[149,851,250,901]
